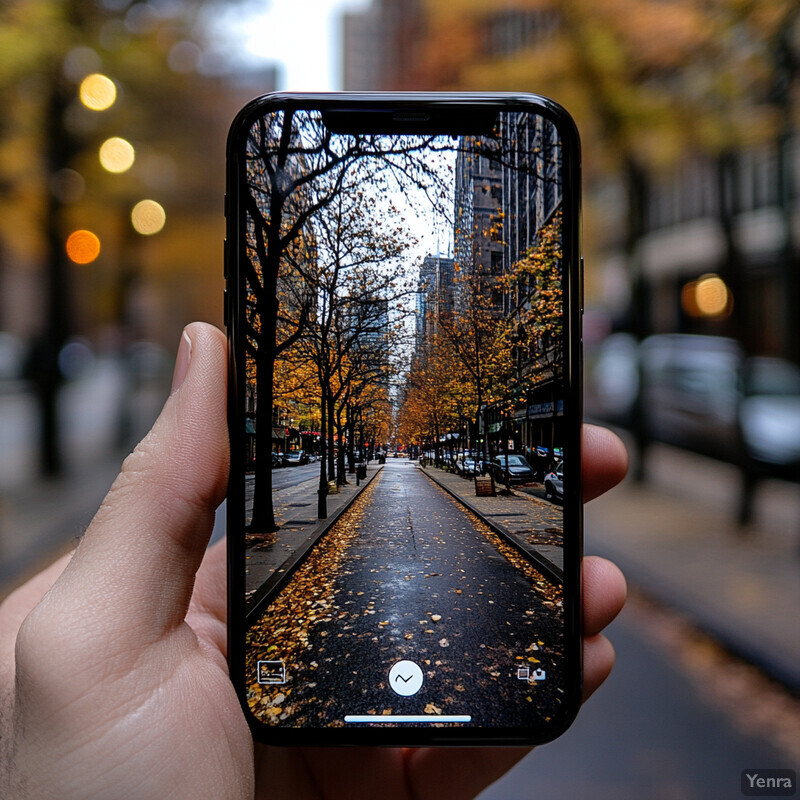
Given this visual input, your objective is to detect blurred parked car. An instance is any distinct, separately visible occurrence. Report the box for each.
[586,332,640,425]
[739,356,800,470]
[487,454,535,485]
[588,333,800,476]
[640,334,742,462]
[544,462,564,502]
[272,452,286,468]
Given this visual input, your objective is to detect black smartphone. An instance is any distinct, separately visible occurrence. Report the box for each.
[225,92,582,746]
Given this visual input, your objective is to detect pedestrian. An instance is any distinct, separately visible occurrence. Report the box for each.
[0,322,628,800]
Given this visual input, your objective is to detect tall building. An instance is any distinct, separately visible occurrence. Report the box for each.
[500,112,562,277]
[415,254,455,347]
[453,137,505,314]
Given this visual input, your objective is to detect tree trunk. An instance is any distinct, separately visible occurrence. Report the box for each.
[327,393,336,480]
[250,347,277,533]
[36,71,77,477]
[336,405,347,485]
[347,404,356,473]
[317,381,328,519]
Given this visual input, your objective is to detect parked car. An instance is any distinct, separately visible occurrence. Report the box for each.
[588,333,800,476]
[739,356,800,469]
[272,452,286,468]
[454,456,477,476]
[285,450,309,466]
[544,462,564,502]
[487,454,535,485]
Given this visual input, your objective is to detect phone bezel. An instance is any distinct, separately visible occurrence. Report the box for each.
[225,92,583,747]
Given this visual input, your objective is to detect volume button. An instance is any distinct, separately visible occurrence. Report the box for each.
[223,238,229,279]
[223,288,229,328]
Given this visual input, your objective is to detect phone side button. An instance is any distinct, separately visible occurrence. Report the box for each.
[223,238,228,279]
[223,288,229,328]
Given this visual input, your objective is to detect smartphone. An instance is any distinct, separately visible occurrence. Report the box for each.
[225,92,582,746]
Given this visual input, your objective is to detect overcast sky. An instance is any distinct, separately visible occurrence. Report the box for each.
[222,0,371,90]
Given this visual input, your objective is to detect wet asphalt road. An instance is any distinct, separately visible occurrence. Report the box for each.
[247,460,566,729]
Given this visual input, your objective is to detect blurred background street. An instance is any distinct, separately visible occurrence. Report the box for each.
[2,0,800,796]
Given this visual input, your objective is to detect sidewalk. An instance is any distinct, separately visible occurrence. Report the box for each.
[0,363,166,597]
[0,450,123,597]
[586,436,800,691]
[418,464,564,577]
[245,464,383,618]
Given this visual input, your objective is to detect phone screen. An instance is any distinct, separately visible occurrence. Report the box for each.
[228,96,580,742]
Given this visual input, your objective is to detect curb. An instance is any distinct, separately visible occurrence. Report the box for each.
[419,466,564,585]
[246,465,384,623]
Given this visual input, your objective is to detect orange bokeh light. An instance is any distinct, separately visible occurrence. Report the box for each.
[66,229,101,264]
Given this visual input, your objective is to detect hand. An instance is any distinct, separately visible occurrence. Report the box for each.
[0,323,628,800]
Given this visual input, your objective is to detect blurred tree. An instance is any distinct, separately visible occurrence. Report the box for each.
[0,0,251,475]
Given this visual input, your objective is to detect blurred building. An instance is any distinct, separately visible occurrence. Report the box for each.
[342,0,424,91]
[343,1,556,91]
[631,143,799,362]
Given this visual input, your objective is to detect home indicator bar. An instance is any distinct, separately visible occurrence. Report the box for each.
[344,715,472,724]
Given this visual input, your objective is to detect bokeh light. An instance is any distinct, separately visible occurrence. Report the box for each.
[79,73,117,111]
[99,136,135,173]
[682,274,731,319]
[131,199,166,235]
[66,230,101,264]
[695,275,730,317]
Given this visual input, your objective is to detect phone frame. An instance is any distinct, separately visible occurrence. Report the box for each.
[225,92,583,746]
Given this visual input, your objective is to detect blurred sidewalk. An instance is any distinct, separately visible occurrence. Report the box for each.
[586,436,800,691]
[0,449,122,594]
[0,358,166,596]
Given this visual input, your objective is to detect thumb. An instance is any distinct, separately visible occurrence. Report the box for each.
[33,322,229,646]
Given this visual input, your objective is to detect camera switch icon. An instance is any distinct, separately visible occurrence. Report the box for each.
[257,660,287,685]
[516,666,546,682]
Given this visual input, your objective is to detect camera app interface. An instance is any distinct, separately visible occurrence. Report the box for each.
[239,106,568,729]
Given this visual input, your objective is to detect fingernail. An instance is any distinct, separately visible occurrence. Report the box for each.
[171,329,192,394]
